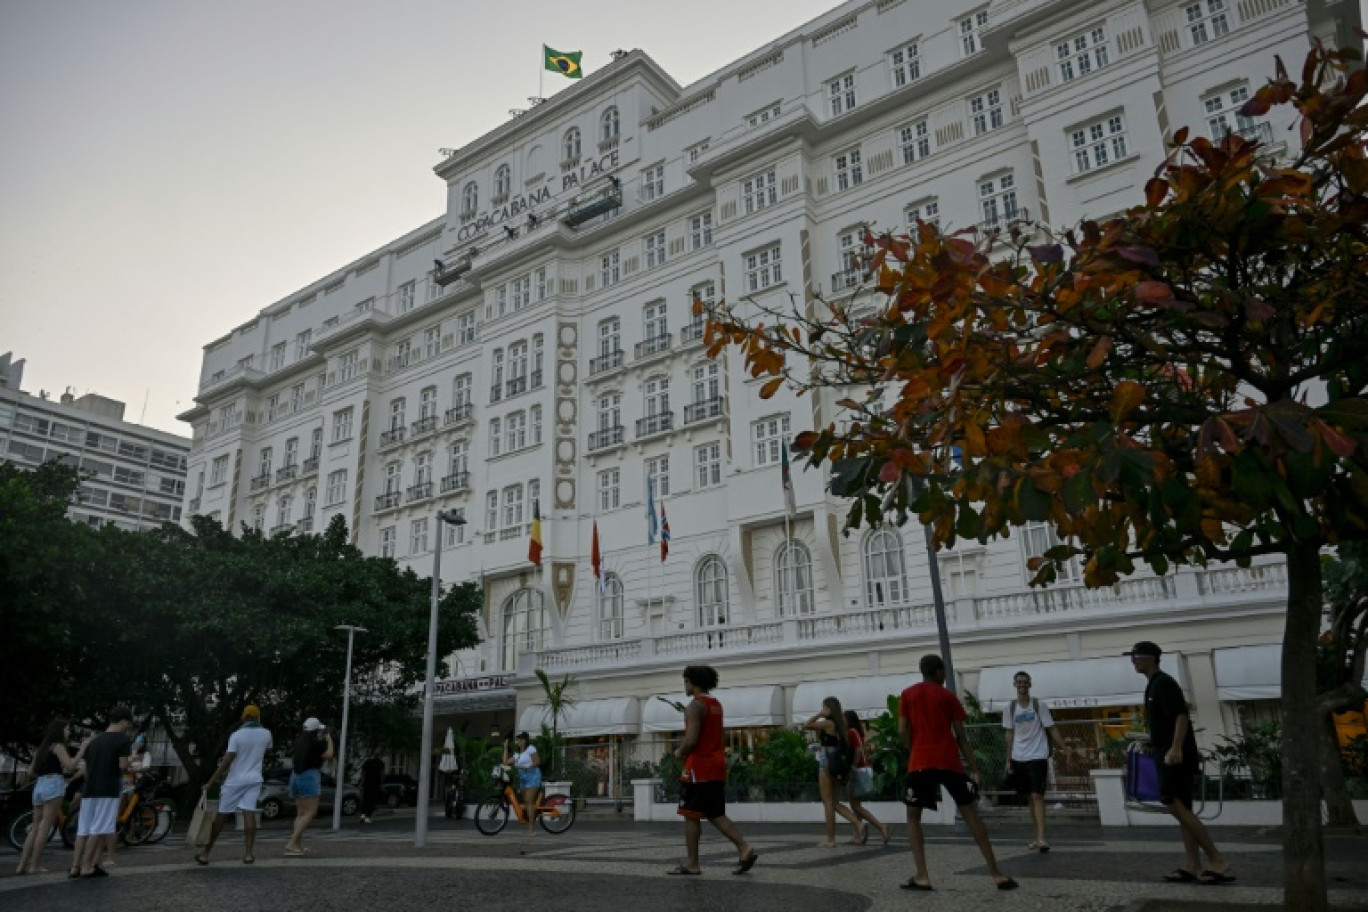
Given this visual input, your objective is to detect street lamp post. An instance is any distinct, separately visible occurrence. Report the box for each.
[415,508,466,848]
[332,624,367,831]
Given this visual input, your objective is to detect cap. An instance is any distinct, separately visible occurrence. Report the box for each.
[242,705,261,720]
[303,717,323,731]
[1125,641,1163,658]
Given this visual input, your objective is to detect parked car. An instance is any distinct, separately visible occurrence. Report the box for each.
[258,774,360,821]
[381,773,419,808]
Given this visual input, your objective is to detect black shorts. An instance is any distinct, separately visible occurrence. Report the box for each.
[904,769,978,810]
[1158,761,1198,808]
[1014,759,1049,795]
[677,780,725,821]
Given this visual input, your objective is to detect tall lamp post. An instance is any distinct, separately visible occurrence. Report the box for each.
[415,508,466,848]
[332,624,367,831]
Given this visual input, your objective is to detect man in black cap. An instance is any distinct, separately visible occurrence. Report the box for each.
[1127,641,1233,884]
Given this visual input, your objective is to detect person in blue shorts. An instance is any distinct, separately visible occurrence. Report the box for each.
[505,732,542,835]
[285,717,332,856]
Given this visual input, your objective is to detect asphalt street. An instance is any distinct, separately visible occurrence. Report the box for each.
[3,808,1366,912]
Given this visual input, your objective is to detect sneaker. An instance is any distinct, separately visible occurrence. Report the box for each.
[359,816,370,824]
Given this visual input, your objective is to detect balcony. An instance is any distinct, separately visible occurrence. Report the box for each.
[636,412,674,439]
[530,369,544,389]
[411,416,438,438]
[978,206,1031,235]
[562,182,622,228]
[445,403,474,426]
[270,523,294,535]
[302,456,320,475]
[296,516,314,533]
[406,482,434,503]
[506,376,527,397]
[275,464,298,484]
[490,384,503,403]
[249,473,271,492]
[499,527,523,541]
[1234,121,1273,146]
[589,349,624,376]
[380,427,406,448]
[188,497,201,513]
[375,491,401,511]
[831,269,860,293]
[684,396,724,424]
[440,472,471,494]
[635,333,673,360]
[680,320,707,346]
[587,425,625,452]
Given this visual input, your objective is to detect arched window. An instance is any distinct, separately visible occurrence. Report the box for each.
[494,164,511,199]
[563,127,582,163]
[776,539,815,616]
[599,574,624,639]
[462,181,479,215]
[863,529,908,608]
[600,107,620,143]
[501,588,548,671]
[696,555,729,627]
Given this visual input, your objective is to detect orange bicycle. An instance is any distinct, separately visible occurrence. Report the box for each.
[473,765,575,835]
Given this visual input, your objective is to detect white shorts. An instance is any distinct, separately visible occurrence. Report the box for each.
[77,797,119,836]
[218,780,262,814]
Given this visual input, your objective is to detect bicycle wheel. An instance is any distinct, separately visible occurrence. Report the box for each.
[472,796,509,836]
[141,802,175,845]
[61,811,78,848]
[123,802,158,845]
[538,794,575,834]
[7,810,38,852]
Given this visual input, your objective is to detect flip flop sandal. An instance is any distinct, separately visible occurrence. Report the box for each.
[1163,869,1198,883]
[997,877,1020,890]
[1198,870,1236,884]
[733,851,759,875]
[194,853,209,866]
[900,878,934,891]
[666,865,701,875]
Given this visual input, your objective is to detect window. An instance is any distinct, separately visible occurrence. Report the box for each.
[506,411,526,450]
[252,503,265,532]
[509,341,528,385]
[1057,27,1109,82]
[776,540,815,616]
[444,509,466,546]
[384,461,402,495]
[295,329,312,360]
[389,398,406,432]
[600,106,620,143]
[332,407,354,442]
[380,526,396,558]
[531,404,543,443]
[597,392,621,431]
[689,212,712,249]
[502,484,524,527]
[834,228,865,291]
[599,575,624,639]
[448,440,468,476]
[907,198,940,231]
[864,529,908,606]
[746,103,782,128]
[420,386,438,420]
[486,491,499,530]
[890,41,921,86]
[1071,115,1129,172]
[310,427,323,460]
[270,342,287,371]
[210,454,229,486]
[461,181,478,216]
[1021,522,1081,583]
[753,414,791,466]
[453,373,472,406]
[562,127,582,163]
[696,556,729,627]
[969,87,1004,136]
[1185,0,1230,46]
[495,284,508,317]
[458,311,477,344]
[339,349,359,381]
[899,118,931,165]
[284,437,299,468]
[597,467,620,511]
[266,394,281,422]
[398,280,415,313]
[501,589,547,671]
[744,244,783,293]
[644,230,667,268]
[532,334,545,383]
[827,73,857,117]
[978,173,1019,229]
[1203,83,1261,141]
[959,9,989,56]
[424,325,441,359]
[642,163,664,201]
[644,300,668,341]
[644,375,669,419]
[414,451,433,486]
[692,361,720,404]
[600,249,620,287]
[489,418,502,456]
[326,470,347,505]
[411,518,429,554]
[494,164,511,199]
[646,455,670,498]
[290,382,305,414]
[534,267,548,301]
[491,349,504,392]
[598,318,620,357]
[687,139,710,162]
[303,486,316,518]
[834,148,863,192]
[742,169,777,215]
[393,338,413,368]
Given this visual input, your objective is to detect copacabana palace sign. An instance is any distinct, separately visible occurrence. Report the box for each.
[453,150,620,243]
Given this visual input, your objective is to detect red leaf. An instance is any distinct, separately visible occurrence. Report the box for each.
[1136,281,1174,303]
[878,461,902,484]
[1027,244,1064,264]
[1144,177,1168,208]
[1115,246,1160,267]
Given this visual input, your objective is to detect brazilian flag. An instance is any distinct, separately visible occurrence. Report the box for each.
[544,45,583,79]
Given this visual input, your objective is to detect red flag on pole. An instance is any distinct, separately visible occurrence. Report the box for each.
[591,520,602,588]
[528,500,542,567]
[659,502,670,563]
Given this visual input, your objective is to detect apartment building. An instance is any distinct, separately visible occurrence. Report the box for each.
[179,0,1359,790]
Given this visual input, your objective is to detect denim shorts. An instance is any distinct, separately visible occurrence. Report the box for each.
[289,768,321,799]
[32,773,65,805]
[517,767,542,790]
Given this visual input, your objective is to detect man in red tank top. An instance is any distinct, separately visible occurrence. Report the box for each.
[898,654,1017,892]
[668,665,759,876]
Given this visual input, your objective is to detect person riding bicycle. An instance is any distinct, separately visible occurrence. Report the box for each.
[503,732,541,835]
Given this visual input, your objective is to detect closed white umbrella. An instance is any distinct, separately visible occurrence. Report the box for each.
[438,727,458,773]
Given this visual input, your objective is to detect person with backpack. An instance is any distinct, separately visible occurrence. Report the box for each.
[803,696,865,847]
[1003,671,1066,852]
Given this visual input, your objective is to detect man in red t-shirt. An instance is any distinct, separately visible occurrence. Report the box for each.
[898,654,1017,892]
[668,665,758,876]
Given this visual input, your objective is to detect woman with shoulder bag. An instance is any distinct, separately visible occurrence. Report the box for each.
[844,711,891,846]
[803,696,865,847]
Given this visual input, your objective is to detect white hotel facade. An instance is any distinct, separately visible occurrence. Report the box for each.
[180,0,1360,781]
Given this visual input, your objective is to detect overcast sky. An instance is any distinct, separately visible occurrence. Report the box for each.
[0,0,836,434]
[2,2,1364,436]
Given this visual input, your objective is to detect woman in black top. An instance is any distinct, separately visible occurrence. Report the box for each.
[17,718,74,875]
[803,697,865,847]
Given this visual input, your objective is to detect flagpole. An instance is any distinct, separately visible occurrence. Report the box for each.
[539,44,544,102]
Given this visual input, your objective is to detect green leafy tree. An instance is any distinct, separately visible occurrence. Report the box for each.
[708,45,1367,911]
[534,668,576,776]
[1320,540,1368,821]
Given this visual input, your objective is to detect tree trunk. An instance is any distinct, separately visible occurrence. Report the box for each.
[1319,713,1359,827]
[1282,541,1328,911]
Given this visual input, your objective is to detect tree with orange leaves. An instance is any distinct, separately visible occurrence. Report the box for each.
[707,44,1367,912]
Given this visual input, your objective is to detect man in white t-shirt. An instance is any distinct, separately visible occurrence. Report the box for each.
[195,704,274,865]
[1002,672,1064,853]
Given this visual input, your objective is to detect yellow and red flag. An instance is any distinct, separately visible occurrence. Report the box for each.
[528,500,543,567]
